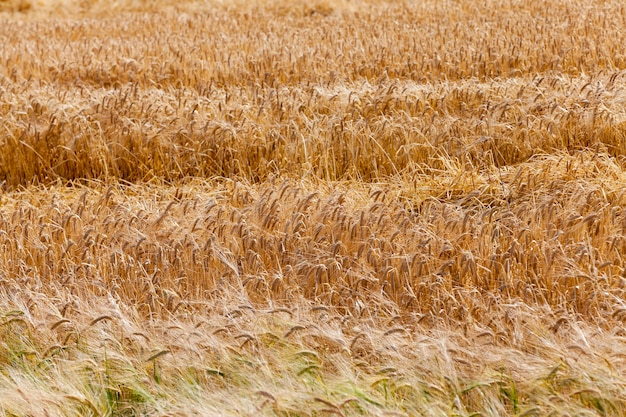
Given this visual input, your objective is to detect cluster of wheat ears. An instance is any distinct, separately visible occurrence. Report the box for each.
[2,0,626,415]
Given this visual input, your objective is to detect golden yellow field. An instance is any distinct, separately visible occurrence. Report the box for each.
[2,0,626,415]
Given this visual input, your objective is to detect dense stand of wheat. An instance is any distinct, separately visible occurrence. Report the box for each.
[2,0,626,415]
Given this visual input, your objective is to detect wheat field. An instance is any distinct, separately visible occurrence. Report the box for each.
[2,0,626,415]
